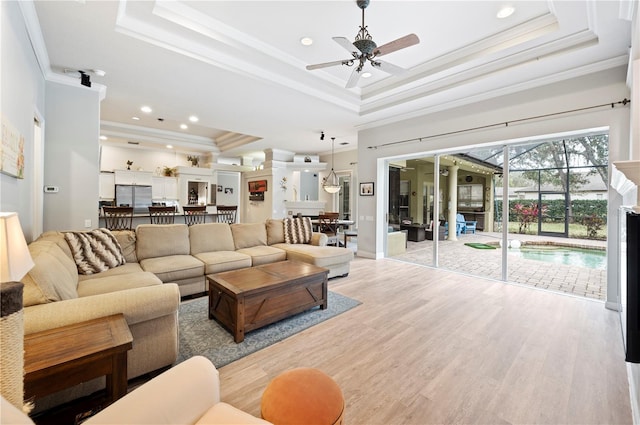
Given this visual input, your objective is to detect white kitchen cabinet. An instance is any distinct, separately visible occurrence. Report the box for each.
[114,170,153,186]
[152,176,178,200]
[99,172,115,200]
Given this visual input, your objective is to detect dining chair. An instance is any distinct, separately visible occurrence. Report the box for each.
[102,206,134,231]
[216,205,238,224]
[148,206,176,224]
[318,212,340,246]
[182,205,207,226]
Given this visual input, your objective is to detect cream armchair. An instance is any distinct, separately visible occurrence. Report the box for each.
[1,356,271,425]
[86,356,270,425]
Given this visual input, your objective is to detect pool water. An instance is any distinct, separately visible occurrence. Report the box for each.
[508,245,606,270]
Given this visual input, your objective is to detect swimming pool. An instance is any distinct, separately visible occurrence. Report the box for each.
[508,244,606,270]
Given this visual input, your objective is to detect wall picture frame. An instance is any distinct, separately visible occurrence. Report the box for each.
[360,182,374,196]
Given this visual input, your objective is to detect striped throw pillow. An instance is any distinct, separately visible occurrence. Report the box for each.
[283,217,313,244]
[64,228,126,275]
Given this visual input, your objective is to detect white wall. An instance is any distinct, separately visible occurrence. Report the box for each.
[216,171,240,207]
[100,144,191,173]
[0,1,46,241]
[357,67,630,309]
[43,82,101,232]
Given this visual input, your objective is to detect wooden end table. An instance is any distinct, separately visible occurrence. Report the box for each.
[208,261,328,343]
[24,314,133,405]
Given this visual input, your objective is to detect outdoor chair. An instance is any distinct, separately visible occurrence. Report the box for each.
[455,213,467,235]
[464,219,477,234]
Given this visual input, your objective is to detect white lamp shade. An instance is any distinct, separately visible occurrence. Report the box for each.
[0,212,34,282]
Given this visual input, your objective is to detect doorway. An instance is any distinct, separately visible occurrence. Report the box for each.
[31,114,44,240]
[385,131,609,301]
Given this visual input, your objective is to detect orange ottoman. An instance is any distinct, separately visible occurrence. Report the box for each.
[261,368,344,425]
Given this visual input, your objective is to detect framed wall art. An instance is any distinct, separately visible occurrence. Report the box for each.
[1,115,25,179]
[360,182,374,196]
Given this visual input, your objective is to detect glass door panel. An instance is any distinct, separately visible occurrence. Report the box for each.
[540,192,567,236]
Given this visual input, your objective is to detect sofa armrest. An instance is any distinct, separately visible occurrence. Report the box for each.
[85,356,220,425]
[310,232,328,246]
[23,284,180,335]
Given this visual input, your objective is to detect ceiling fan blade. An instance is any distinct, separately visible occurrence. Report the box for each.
[345,68,361,88]
[306,59,353,70]
[375,33,420,56]
[375,60,407,75]
[333,36,358,54]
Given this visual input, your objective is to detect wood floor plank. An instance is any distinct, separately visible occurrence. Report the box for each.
[218,258,632,424]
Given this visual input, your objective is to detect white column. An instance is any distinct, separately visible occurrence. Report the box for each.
[447,164,459,241]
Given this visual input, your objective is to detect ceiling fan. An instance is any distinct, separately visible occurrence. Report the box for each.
[306,0,420,88]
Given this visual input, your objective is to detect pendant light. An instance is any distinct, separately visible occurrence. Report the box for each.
[322,137,341,194]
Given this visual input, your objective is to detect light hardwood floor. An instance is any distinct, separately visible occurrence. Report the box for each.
[219,257,632,424]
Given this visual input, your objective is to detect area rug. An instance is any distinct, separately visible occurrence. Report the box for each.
[464,242,497,249]
[178,291,361,367]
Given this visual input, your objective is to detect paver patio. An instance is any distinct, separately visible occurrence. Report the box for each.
[388,231,607,301]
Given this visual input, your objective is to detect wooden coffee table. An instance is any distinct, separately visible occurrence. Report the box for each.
[24,314,133,405]
[207,261,329,342]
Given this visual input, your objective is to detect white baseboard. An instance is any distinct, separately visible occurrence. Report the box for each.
[628,362,640,425]
[606,301,621,311]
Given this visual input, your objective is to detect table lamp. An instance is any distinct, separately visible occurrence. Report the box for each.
[0,212,34,410]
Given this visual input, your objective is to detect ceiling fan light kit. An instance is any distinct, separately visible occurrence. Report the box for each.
[306,0,420,88]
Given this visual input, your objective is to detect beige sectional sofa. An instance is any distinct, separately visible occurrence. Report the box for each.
[135,219,354,297]
[20,218,353,412]
[21,233,180,413]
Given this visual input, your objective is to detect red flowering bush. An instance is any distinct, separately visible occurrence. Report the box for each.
[512,203,546,234]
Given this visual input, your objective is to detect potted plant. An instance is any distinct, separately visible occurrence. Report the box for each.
[187,155,199,167]
[163,166,177,177]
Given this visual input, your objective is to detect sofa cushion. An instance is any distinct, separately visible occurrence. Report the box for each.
[111,230,137,263]
[64,228,126,275]
[231,223,267,250]
[273,243,354,268]
[266,219,285,245]
[189,223,235,254]
[283,217,313,244]
[140,255,204,282]
[236,246,287,266]
[77,272,162,297]
[21,240,78,307]
[193,251,252,275]
[77,263,145,282]
[136,224,190,260]
[36,231,73,258]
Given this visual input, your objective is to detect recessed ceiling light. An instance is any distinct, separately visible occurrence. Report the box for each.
[300,37,313,46]
[166,145,173,149]
[180,124,188,130]
[140,106,152,113]
[99,135,107,140]
[497,5,514,18]
[132,116,140,120]
[188,115,199,123]
[362,72,372,78]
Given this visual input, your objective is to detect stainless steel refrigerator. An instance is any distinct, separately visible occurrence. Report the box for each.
[115,185,152,214]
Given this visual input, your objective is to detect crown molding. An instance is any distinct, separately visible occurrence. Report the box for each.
[114,0,359,113]
[356,55,629,131]
[100,120,219,152]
